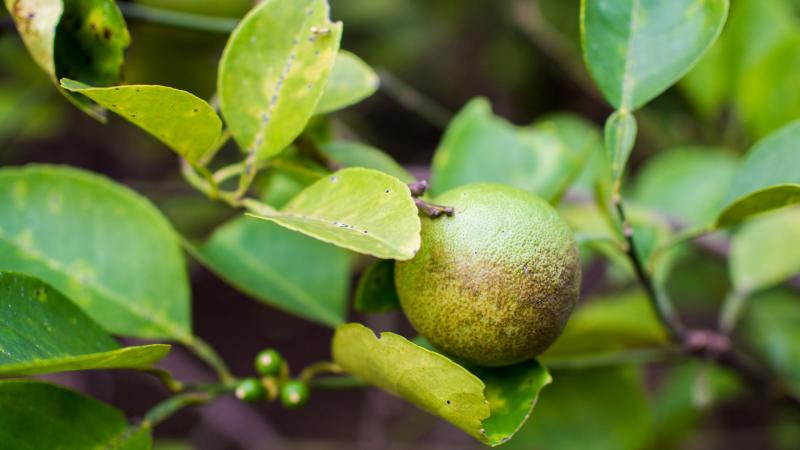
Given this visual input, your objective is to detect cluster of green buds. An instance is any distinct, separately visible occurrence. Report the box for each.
[234,348,310,409]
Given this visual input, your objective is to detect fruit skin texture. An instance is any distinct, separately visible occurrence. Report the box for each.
[280,380,310,409]
[395,183,581,367]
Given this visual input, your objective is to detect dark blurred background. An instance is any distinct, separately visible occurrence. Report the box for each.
[2,0,800,449]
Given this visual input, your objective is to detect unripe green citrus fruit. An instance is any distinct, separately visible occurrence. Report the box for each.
[280,380,310,409]
[254,348,285,377]
[395,183,581,366]
[235,378,266,403]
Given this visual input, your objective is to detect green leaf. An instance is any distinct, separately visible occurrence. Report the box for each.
[506,369,650,450]
[729,207,800,293]
[315,50,379,115]
[603,109,637,189]
[431,99,593,203]
[60,79,222,165]
[581,0,729,110]
[332,323,551,447]
[633,147,737,228]
[530,113,604,203]
[247,167,421,260]
[0,271,169,375]
[716,120,800,227]
[189,217,350,327]
[319,140,415,183]
[5,0,131,120]
[0,165,191,340]
[541,291,668,363]
[218,0,342,159]
[648,361,742,449]
[0,380,151,450]
[353,259,400,313]
[738,288,800,397]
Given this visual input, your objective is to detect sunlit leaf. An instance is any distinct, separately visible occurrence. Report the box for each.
[190,218,351,327]
[716,120,800,227]
[315,50,379,115]
[218,0,342,159]
[320,140,414,183]
[247,168,421,260]
[0,165,191,340]
[60,79,222,164]
[581,0,729,110]
[0,380,151,449]
[332,323,551,447]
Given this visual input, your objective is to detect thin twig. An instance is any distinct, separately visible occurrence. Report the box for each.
[377,69,452,129]
[613,198,685,341]
[117,1,239,33]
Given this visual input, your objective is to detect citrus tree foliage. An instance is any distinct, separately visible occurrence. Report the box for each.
[1,0,798,448]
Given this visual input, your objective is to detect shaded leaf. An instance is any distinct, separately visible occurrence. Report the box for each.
[541,290,668,363]
[0,271,169,375]
[431,98,591,203]
[189,217,350,327]
[716,120,800,227]
[633,147,737,228]
[0,165,191,340]
[530,112,604,202]
[581,0,729,110]
[603,109,637,188]
[60,79,222,164]
[730,207,800,293]
[353,259,400,313]
[247,167,421,260]
[0,379,150,449]
[320,140,414,183]
[647,361,742,449]
[738,288,800,397]
[506,369,650,450]
[332,323,551,447]
[218,0,342,159]
[315,50,379,115]
[5,0,131,120]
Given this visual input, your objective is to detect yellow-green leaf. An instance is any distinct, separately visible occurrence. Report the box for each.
[247,168,421,260]
[218,0,342,159]
[332,323,551,447]
[315,50,379,115]
[60,79,222,164]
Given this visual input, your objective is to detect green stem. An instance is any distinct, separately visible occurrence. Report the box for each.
[180,159,239,207]
[614,199,685,342]
[142,392,212,428]
[299,361,343,383]
[309,375,366,389]
[647,225,714,272]
[181,335,236,386]
[143,368,185,393]
[117,2,239,33]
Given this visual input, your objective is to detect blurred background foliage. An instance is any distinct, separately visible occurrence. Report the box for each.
[1,0,799,449]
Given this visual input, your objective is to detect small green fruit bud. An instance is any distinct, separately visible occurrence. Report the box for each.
[255,348,285,376]
[235,378,266,403]
[280,380,309,409]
